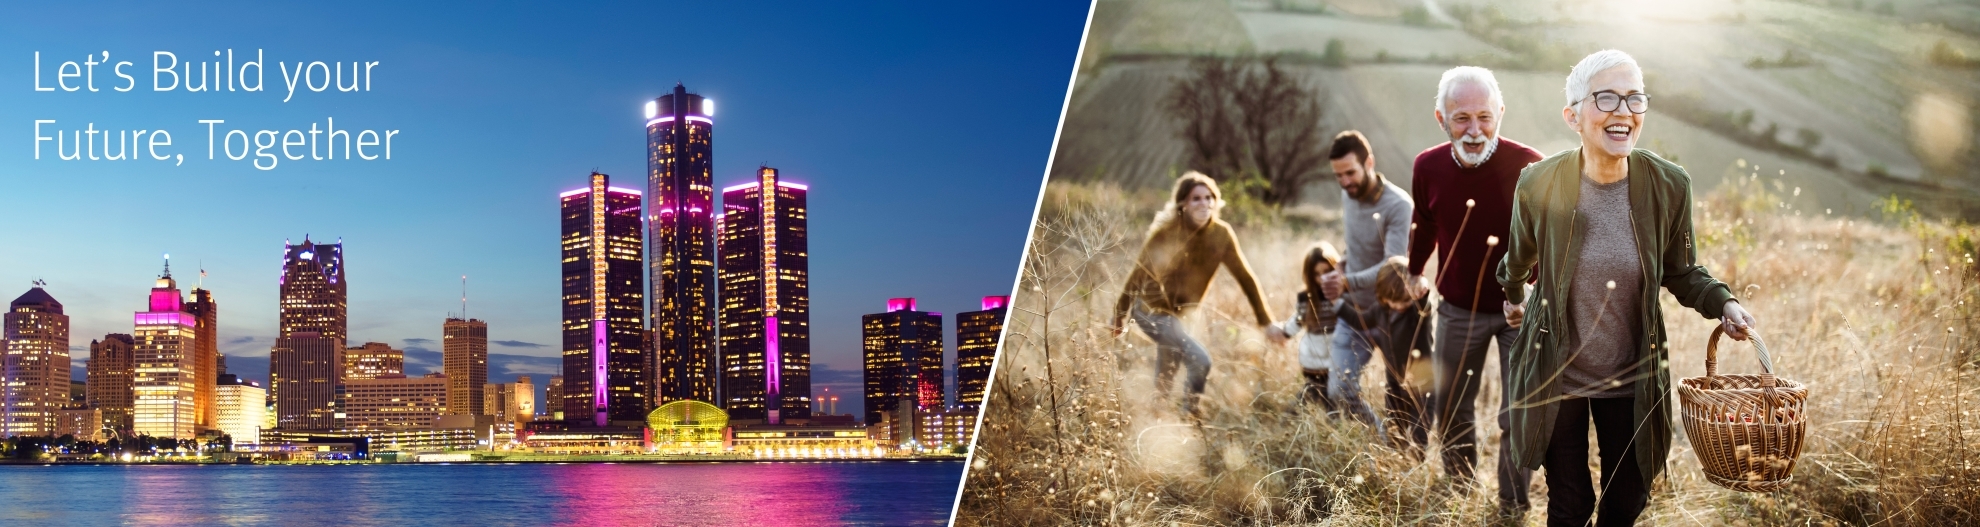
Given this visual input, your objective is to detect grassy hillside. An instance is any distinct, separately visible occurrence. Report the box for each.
[957,174,1980,525]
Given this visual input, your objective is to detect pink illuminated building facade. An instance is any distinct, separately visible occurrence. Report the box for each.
[861,298,943,426]
[646,83,720,407]
[718,166,811,424]
[560,172,647,426]
[133,261,199,439]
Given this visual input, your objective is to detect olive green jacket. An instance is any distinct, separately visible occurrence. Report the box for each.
[1496,148,1736,489]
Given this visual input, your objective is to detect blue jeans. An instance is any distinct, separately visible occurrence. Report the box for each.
[1131,302,1211,415]
[1330,319,1384,435]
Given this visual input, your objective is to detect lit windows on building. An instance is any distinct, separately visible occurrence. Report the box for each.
[3,286,70,437]
[647,84,719,407]
[560,172,647,426]
[719,166,811,424]
[862,299,943,427]
[955,296,1010,412]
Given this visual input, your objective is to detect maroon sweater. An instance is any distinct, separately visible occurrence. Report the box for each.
[1408,137,1543,312]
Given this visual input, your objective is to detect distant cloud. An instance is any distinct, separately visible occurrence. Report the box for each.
[228,336,258,344]
[493,340,547,349]
[69,345,86,352]
[404,338,435,345]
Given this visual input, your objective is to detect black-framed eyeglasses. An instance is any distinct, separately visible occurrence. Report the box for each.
[1579,90,1650,114]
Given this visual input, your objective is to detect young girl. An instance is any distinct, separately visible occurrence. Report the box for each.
[1269,242,1343,412]
[1112,172,1275,418]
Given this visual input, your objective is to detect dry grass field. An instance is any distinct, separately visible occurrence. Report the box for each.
[956,173,1980,525]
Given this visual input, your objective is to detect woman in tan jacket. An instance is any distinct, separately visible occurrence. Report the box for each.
[1111,172,1274,418]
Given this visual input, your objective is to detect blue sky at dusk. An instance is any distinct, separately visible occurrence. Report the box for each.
[0,2,1085,416]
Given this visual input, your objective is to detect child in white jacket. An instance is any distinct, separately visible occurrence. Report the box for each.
[1268,241,1343,412]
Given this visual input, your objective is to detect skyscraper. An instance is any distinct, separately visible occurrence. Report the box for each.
[344,342,405,381]
[955,295,1009,412]
[185,287,218,433]
[862,298,944,426]
[443,318,487,417]
[561,172,647,426]
[271,237,347,431]
[719,166,811,423]
[87,334,136,433]
[133,265,199,439]
[3,286,70,436]
[215,374,265,447]
[646,84,719,406]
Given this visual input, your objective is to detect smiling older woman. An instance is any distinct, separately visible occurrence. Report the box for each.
[1496,50,1760,527]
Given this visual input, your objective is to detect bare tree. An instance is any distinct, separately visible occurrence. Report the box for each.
[1166,55,1328,207]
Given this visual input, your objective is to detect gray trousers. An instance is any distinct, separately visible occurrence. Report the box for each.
[1131,302,1210,414]
[1431,301,1533,508]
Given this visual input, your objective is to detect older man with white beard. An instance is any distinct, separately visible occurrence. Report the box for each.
[1406,66,1542,515]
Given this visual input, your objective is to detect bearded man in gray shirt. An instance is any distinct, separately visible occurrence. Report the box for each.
[1319,130,1427,448]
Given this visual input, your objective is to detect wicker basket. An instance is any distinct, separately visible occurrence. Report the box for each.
[1676,326,1807,492]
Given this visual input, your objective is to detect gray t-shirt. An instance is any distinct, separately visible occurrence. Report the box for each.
[1563,174,1643,398]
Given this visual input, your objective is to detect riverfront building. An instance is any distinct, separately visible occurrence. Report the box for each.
[3,287,70,437]
[954,295,1010,412]
[861,298,944,426]
[718,166,812,424]
[133,267,198,439]
[646,84,720,407]
[443,318,488,417]
[87,333,136,433]
[559,172,647,426]
[271,237,347,431]
[216,374,266,447]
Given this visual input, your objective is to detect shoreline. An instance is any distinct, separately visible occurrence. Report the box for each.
[0,455,966,467]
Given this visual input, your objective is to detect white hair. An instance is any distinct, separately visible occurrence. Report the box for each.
[1435,66,1503,115]
[1563,49,1641,108]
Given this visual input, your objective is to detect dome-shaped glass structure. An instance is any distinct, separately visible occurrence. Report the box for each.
[648,400,728,451]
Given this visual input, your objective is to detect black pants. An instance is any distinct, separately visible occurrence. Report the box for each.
[1380,341,1430,450]
[1543,397,1649,527]
[1300,371,1336,412]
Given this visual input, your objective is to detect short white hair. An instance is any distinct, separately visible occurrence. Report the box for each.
[1563,49,1641,108]
[1435,66,1503,115]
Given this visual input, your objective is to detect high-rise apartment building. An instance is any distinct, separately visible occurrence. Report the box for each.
[443,318,487,417]
[560,172,647,426]
[215,374,266,447]
[185,288,218,433]
[646,84,719,406]
[955,295,1010,412]
[484,376,536,430]
[87,334,136,433]
[133,266,199,439]
[861,298,944,426]
[3,286,70,436]
[344,373,448,431]
[271,237,347,431]
[344,342,404,381]
[718,166,811,423]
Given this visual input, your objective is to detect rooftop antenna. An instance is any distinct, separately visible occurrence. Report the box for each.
[162,253,172,279]
[461,275,468,321]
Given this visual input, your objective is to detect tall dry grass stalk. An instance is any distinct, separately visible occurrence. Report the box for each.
[958,172,1980,525]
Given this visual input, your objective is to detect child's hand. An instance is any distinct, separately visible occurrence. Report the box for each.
[1504,301,1524,329]
[1265,325,1289,345]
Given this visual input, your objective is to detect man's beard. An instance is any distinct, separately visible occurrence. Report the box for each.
[1344,175,1376,200]
[1451,130,1500,167]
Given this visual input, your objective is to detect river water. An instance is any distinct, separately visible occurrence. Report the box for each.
[0,460,964,526]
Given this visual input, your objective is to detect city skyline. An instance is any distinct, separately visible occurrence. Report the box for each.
[0,3,1082,421]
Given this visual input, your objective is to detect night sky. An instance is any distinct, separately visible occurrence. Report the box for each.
[0,1,1086,418]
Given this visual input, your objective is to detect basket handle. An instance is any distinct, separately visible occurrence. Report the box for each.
[1705,325,1777,388]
